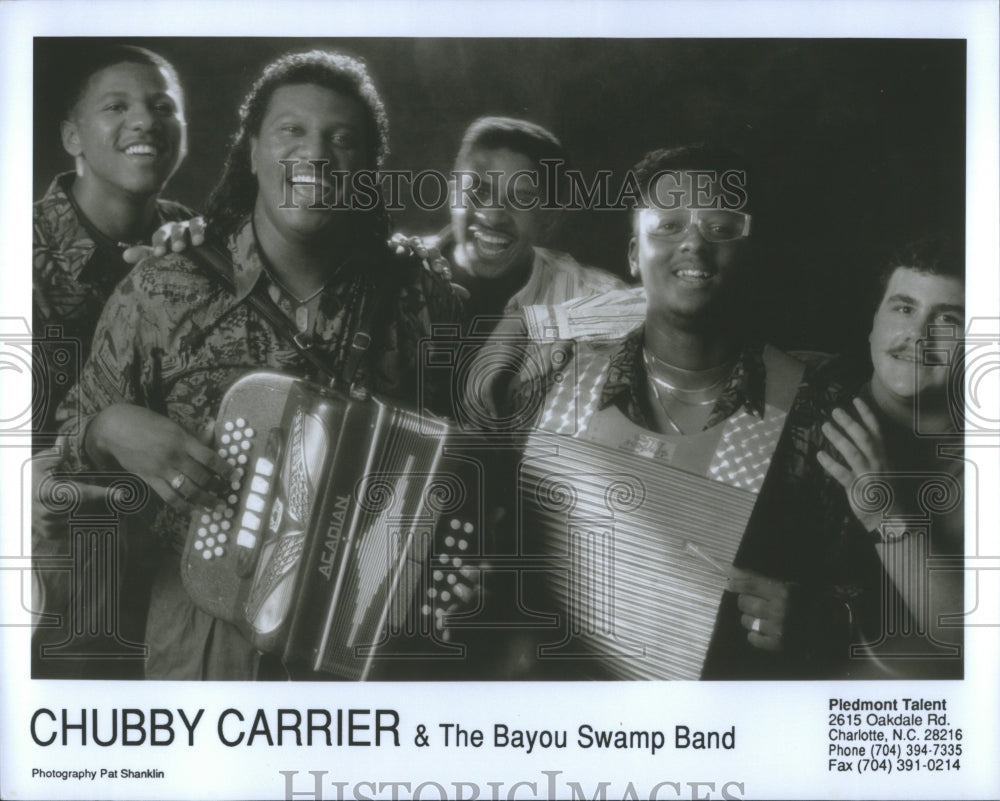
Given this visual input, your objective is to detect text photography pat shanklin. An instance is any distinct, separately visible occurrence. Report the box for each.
[29,37,967,683]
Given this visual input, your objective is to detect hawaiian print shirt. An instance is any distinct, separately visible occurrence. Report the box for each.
[54,218,462,547]
[33,173,196,433]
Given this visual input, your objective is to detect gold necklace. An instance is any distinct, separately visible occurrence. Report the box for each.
[642,349,729,406]
[263,267,326,333]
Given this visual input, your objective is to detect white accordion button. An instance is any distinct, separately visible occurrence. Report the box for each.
[224,420,234,432]
[236,417,246,427]
[246,493,265,513]
[241,511,261,530]
[217,533,228,544]
[463,522,474,534]
[256,458,274,477]
[194,540,204,551]
[213,546,224,557]
[250,476,269,494]
[202,550,212,560]
[237,529,256,549]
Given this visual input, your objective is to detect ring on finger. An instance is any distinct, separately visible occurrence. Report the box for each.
[170,473,187,491]
[751,617,762,634]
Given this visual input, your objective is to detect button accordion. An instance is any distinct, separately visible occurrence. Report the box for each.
[181,372,478,679]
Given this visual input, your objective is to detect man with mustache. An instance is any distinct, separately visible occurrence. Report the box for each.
[818,234,965,677]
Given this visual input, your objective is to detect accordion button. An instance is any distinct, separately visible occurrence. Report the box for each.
[433,570,443,581]
[236,417,246,427]
[194,540,203,550]
[246,493,266,513]
[446,574,457,585]
[228,444,239,455]
[245,427,255,438]
[224,420,234,432]
[197,527,207,537]
[209,524,219,534]
[232,430,243,441]
[231,479,242,491]
[221,434,231,445]
[449,518,461,530]
[458,539,468,551]
[463,522,474,534]
[224,508,235,519]
[237,454,248,465]
[220,520,232,531]
[250,476,269,494]
[421,604,431,616]
[444,535,455,547]
[427,587,437,598]
[241,511,261,530]
[237,529,256,548]
[211,510,222,521]
[228,494,239,506]
[214,546,224,557]
[440,590,451,602]
[452,557,463,568]
[217,448,228,459]
[240,440,251,451]
[438,553,449,564]
[256,458,274,477]
[217,533,228,543]
[200,513,211,524]
[202,550,212,560]
[205,537,215,548]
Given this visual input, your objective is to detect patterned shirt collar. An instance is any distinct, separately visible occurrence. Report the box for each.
[39,172,181,285]
[599,327,767,430]
[37,173,100,281]
[228,218,268,302]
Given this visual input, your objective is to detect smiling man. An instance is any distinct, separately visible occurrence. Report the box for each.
[33,44,194,433]
[818,234,965,677]
[48,50,461,680]
[438,117,626,327]
[509,145,874,680]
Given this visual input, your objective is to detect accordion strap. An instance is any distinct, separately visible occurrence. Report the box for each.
[186,242,375,390]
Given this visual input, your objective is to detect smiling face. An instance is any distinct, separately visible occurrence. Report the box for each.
[451,146,548,281]
[629,171,748,329]
[869,266,965,409]
[61,61,185,199]
[250,83,369,243]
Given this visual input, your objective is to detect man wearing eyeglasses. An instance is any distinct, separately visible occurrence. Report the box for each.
[508,145,870,679]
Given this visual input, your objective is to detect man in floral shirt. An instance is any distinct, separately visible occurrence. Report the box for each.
[51,50,461,680]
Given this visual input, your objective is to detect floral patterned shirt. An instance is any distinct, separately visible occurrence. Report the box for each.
[33,173,196,434]
[54,218,462,548]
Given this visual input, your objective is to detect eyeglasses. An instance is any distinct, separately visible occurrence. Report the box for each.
[639,208,752,243]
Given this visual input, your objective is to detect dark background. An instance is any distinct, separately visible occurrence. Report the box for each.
[34,38,965,360]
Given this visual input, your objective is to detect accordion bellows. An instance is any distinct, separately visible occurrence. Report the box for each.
[181,372,450,680]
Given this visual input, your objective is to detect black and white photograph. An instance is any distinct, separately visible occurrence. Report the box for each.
[2,1,998,800]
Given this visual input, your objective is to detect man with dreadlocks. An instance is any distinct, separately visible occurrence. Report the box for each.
[50,50,462,679]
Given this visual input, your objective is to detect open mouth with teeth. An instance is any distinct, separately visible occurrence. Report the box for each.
[469,225,516,261]
[671,265,716,285]
[122,142,165,160]
[288,173,335,205]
